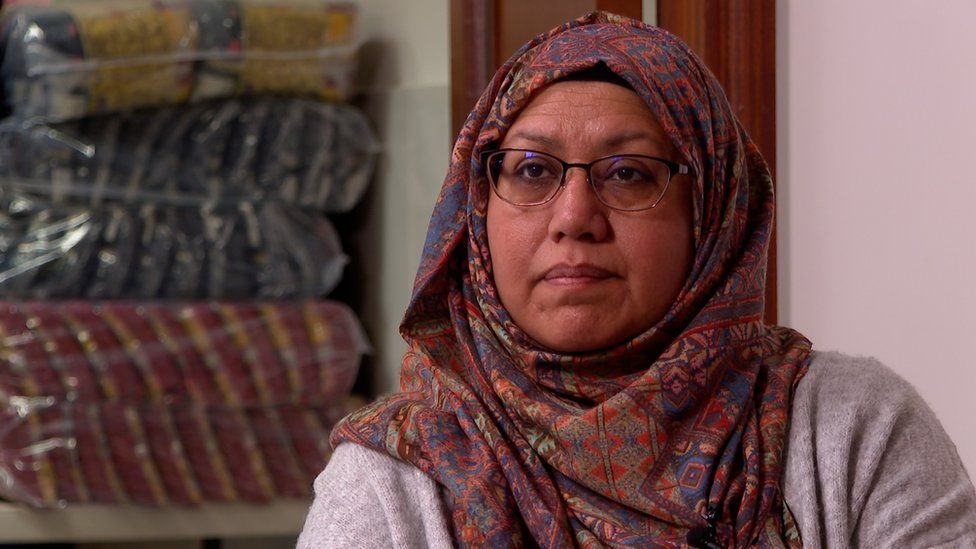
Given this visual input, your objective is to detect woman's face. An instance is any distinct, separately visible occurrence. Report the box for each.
[486,80,694,353]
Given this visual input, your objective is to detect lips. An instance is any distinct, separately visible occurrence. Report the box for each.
[542,263,615,282]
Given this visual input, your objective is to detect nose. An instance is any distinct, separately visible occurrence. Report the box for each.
[548,166,610,242]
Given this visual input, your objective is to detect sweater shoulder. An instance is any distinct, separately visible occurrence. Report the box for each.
[328,442,437,488]
[784,350,976,547]
[297,444,454,549]
[797,350,918,406]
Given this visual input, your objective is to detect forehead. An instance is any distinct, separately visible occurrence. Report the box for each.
[501,80,671,154]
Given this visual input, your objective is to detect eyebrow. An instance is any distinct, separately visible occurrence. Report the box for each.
[603,131,665,149]
[505,131,559,148]
[504,131,665,150]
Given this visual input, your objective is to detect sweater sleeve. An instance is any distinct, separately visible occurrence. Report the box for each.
[783,351,976,548]
[296,443,454,549]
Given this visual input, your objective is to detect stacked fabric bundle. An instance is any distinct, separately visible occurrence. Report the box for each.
[0,0,360,121]
[0,97,376,210]
[0,300,366,507]
[0,98,376,299]
[0,0,376,508]
[0,200,347,300]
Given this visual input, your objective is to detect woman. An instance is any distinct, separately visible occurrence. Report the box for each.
[298,12,976,548]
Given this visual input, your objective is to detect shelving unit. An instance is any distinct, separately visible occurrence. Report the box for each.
[0,500,308,543]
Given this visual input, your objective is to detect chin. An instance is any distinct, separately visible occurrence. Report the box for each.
[532,324,628,354]
[508,300,659,353]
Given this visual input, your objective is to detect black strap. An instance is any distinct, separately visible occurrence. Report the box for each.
[686,504,722,549]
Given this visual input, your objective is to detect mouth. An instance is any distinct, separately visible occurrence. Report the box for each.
[542,263,615,284]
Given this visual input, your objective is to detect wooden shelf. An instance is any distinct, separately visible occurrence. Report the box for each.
[0,500,310,543]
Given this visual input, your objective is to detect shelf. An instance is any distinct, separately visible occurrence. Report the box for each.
[0,500,310,543]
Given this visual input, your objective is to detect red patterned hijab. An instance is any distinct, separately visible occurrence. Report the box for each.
[332,12,811,548]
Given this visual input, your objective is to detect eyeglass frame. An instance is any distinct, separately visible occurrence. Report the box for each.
[480,148,691,212]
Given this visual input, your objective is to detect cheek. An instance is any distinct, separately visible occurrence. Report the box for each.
[625,228,692,299]
[486,201,538,304]
[623,188,695,309]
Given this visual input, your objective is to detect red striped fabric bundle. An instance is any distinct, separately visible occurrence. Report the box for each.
[0,300,365,507]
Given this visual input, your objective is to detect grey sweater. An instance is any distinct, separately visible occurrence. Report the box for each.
[297,352,976,548]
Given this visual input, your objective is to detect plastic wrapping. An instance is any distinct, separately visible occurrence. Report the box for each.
[0,199,348,299]
[0,97,379,212]
[0,95,384,299]
[0,0,362,122]
[0,299,368,507]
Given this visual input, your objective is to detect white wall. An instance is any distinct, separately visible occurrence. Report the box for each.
[643,0,657,25]
[354,0,450,395]
[779,0,976,476]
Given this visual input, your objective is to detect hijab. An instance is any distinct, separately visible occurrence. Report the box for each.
[331,11,812,548]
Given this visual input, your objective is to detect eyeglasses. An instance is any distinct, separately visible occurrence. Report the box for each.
[482,148,690,211]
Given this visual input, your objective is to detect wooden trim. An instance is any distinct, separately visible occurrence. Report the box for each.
[658,0,778,323]
[450,0,495,139]
[451,0,643,138]
[495,0,591,67]
[596,0,642,20]
[0,500,309,543]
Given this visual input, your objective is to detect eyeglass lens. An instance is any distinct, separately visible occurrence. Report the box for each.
[486,150,673,210]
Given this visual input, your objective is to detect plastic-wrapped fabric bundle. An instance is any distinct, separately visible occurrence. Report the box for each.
[0,199,348,299]
[0,95,384,299]
[0,399,357,506]
[0,299,368,507]
[0,0,361,122]
[0,97,379,212]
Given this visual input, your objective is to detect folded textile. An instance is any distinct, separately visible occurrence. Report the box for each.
[0,300,368,407]
[0,299,367,507]
[0,398,356,507]
[0,0,361,122]
[0,98,378,213]
[0,200,348,299]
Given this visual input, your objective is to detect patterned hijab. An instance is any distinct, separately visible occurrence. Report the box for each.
[332,12,811,548]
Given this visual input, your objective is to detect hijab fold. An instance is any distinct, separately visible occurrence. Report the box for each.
[333,12,811,548]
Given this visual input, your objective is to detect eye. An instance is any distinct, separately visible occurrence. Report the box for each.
[604,162,653,183]
[514,159,557,180]
[607,166,644,181]
[592,155,671,189]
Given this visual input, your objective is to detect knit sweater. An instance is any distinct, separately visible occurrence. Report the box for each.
[297,352,976,548]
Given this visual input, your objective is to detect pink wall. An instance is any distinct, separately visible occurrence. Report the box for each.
[779,0,976,476]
